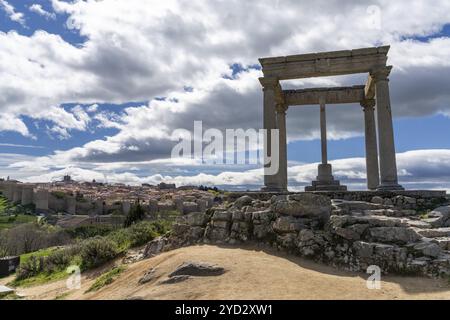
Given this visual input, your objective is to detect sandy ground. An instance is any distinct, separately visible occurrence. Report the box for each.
[2,244,450,300]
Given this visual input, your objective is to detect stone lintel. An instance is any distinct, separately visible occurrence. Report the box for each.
[259,46,390,66]
[283,85,365,106]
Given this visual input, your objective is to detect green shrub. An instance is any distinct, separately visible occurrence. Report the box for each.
[80,237,119,270]
[66,225,114,239]
[151,219,172,235]
[45,246,80,272]
[16,255,45,280]
[127,222,158,247]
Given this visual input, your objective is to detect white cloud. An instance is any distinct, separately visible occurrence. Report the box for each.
[29,4,56,20]
[0,114,33,138]
[0,0,25,26]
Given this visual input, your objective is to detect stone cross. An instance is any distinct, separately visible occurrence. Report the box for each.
[258,46,404,192]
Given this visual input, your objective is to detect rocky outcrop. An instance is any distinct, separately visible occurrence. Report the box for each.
[143,194,450,278]
[169,262,226,277]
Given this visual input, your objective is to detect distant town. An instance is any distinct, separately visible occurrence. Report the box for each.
[0,175,219,228]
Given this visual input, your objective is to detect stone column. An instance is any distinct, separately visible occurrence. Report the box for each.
[320,99,327,165]
[259,77,280,191]
[361,99,380,190]
[275,103,288,191]
[305,98,346,191]
[316,98,333,182]
[372,67,404,190]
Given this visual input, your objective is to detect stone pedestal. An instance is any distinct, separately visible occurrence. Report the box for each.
[305,164,347,191]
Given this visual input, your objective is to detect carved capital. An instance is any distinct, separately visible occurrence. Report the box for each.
[275,103,288,114]
[371,66,392,82]
[259,77,279,90]
[360,99,376,110]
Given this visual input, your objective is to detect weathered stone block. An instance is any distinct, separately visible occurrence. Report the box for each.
[369,227,421,244]
[212,220,230,229]
[185,212,209,227]
[352,241,375,258]
[273,194,331,219]
[272,216,305,234]
[207,227,230,241]
[417,227,450,238]
[252,210,275,223]
[182,202,198,214]
[413,241,442,258]
[253,224,272,239]
[233,195,253,209]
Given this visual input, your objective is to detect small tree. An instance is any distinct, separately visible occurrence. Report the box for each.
[123,202,145,227]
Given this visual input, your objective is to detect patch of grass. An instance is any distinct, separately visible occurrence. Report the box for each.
[10,220,172,286]
[418,211,430,219]
[0,214,37,230]
[20,247,58,264]
[86,266,125,293]
[9,268,68,288]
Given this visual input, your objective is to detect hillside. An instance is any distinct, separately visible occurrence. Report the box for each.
[4,245,450,300]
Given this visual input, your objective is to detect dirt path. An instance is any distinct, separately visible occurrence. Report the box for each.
[6,245,450,300]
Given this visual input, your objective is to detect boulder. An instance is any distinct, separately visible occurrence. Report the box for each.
[416,227,450,238]
[272,216,306,234]
[253,224,273,239]
[143,237,168,258]
[352,241,375,258]
[334,224,368,241]
[273,194,331,220]
[369,227,421,244]
[184,212,209,227]
[334,200,385,212]
[431,237,450,250]
[138,267,158,285]
[212,210,232,221]
[182,202,198,214]
[371,196,384,205]
[297,229,315,242]
[159,275,191,284]
[252,210,276,223]
[413,241,442,258]
[169,261,226,277]
[423,206,450,227]
[233,195,254,209]
[212,220,230,229]
[206,226,230,241]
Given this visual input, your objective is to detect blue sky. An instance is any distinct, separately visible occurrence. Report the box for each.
[1,0,450,190]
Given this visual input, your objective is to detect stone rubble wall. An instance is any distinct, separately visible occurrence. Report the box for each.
[145,193,450,278]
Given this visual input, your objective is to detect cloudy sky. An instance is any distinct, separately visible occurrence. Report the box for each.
[0,0,450,191]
